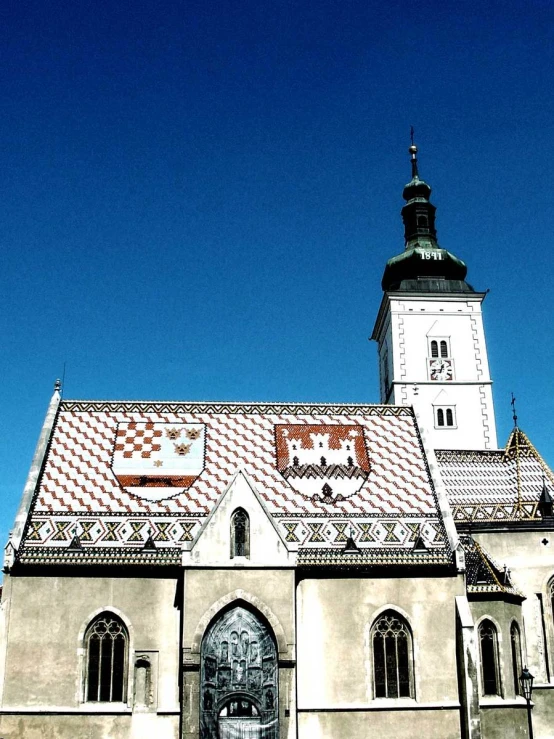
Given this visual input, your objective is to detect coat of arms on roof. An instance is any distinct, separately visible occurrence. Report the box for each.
[274,425,370,502]
[111,422,205,501]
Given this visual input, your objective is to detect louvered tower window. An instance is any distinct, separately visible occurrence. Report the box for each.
[435,406,456,428]
[429,339,450,358]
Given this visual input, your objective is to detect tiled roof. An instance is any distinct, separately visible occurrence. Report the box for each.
[17,545,182,567]
[437,429,554,523]
[296,546,452,567]
[18,400,451,564]
[460,535,524,599]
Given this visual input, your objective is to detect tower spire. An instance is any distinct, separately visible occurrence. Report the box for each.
[409,127,419,179]
[378,141,473,293]
[401,139,437,250]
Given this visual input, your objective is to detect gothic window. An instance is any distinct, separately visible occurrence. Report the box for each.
[510,622,523,696]
[372,611,413,698]
[435,406,456,428]
[84,612,128,702]
[479,620,501,696]
[231,508,250,558]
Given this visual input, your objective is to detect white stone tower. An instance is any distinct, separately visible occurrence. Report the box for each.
[371,143,498,450]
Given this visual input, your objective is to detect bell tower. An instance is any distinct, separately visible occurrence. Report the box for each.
[371,143,498,450]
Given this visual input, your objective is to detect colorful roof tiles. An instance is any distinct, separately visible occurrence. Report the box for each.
[437,428,554,523]
[17,399,452,564]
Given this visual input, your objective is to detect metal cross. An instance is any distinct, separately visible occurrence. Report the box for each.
[511,392,518,427]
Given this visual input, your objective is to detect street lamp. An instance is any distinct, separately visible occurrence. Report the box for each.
[519,667,534,739]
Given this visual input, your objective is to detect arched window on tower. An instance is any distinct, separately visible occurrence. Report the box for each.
[430,340,439,358]
[478,619,501,696]
[84,612,128,702]
[434,406,456,429]
[372,611,414,698]
[440,340,448,358]
[510,622,523,696]
[231,508,250,558]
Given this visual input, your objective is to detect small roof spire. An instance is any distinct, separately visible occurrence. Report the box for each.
[54,378,61,393]
[409,126,419,179]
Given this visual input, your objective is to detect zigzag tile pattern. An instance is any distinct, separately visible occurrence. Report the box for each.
[34,407,436,518]
[21,402,450,555]
[437,437,553,522]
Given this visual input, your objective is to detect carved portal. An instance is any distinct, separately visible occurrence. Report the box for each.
[200,606,278,738]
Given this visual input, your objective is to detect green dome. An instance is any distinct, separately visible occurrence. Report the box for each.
[381,246,474,293]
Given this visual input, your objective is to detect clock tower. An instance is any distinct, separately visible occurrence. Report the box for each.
[371,144,498,450]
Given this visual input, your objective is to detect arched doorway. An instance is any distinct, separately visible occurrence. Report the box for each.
[200,605,278,738]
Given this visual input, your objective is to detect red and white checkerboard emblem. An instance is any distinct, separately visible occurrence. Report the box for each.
[112,422,205,501]
[275,424,370,502]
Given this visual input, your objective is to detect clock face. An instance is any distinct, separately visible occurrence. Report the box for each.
[429,358,454,381]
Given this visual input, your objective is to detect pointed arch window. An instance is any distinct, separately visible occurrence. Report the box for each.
[510,622,523,696]
[479,619,501,696]
[231,508,250,558]
[84,612,128,702]
[372,611,413,698]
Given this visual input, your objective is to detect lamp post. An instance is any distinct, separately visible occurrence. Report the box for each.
[519,667,534,739]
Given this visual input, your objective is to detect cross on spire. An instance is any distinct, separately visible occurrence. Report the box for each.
[511,392,518,428]
[409,127,419,179]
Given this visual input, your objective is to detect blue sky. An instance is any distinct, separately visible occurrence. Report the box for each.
[1,0,553,546]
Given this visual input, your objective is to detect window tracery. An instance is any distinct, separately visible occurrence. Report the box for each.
[372,611,413,698]
[84,613,128,703]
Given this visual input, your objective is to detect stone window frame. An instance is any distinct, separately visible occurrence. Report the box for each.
[368,607,416,701]
[83,611,130,704]
[434,405,457,429]
[230,508,250,559]
[476,616,503,698]
[543,575,554,679]
[77,606,134,708]
[510,621,524,697]
[429,337,450,359]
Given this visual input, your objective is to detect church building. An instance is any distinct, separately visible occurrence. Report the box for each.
[0,146,553,739]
